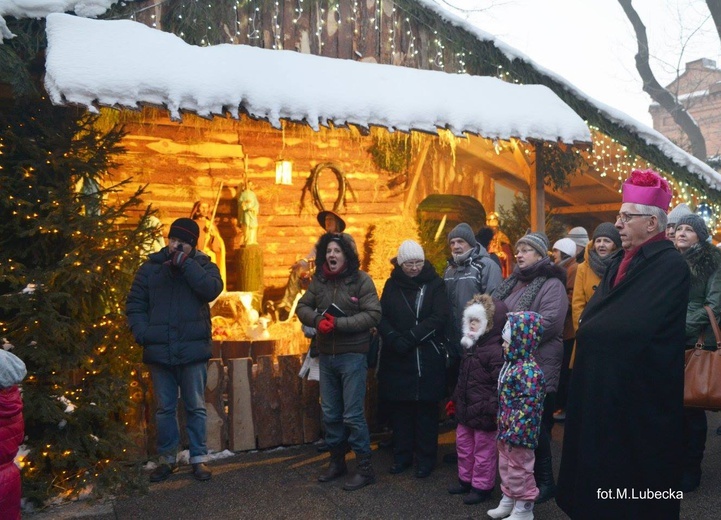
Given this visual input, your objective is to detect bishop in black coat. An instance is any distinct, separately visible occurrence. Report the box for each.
[556,236,690,519]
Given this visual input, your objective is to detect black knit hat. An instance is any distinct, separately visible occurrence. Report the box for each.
[676,214,710,243]
[592,222,622,249]
[168,218,200,247]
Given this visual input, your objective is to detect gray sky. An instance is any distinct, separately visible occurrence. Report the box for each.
[443,0,721,125]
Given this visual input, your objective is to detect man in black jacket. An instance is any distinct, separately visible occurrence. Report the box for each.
[557,170,690,519]
[126,218,223,483]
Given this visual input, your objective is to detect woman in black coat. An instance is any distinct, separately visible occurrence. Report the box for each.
[377,240,449,478]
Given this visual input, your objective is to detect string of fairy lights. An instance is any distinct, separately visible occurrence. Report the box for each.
[116,0,721,231]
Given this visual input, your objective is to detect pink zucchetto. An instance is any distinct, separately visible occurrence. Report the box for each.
[621,169,673,212]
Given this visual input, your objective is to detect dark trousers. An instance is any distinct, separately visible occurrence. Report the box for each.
[536,393,556,461]
[555,339,574,410]
[388,400,440,469]
[683,408,707,475]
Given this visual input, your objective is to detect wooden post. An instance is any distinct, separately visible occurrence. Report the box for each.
[404,140,432,214]
[228,358,256,451]
[278,355,304,445]
[205,358,227,452]
[301,375,322,444]
[252,355,282,448]
[530,142,546,233]
[237,243,263,292]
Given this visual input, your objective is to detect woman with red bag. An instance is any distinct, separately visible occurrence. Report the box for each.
[675,213,721,492]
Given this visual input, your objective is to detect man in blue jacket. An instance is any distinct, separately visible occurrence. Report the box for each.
[126,217,223,482]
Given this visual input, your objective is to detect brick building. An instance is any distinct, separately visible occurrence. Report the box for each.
[650,58,721,161]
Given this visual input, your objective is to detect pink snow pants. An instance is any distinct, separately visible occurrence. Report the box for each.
[497,440,539,501]
[456,423,497,490]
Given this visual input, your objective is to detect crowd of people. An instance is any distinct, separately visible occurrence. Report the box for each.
[3,167,706,518]
[290,168,710,519]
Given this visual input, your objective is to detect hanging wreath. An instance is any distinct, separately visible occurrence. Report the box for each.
[299,162,356,214]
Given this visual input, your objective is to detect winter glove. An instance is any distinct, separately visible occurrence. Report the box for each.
[317,313,335,334]
[170,250,189,267]
[445,400,456,418]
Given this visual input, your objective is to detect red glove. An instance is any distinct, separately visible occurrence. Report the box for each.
[170,250,188,267]
[317,314,335,334]
[445,400,456,418]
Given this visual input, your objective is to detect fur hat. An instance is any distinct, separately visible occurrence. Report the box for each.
[0,349,27,388]
[676,214,710,243]
[317,210,346,232]
[168,218,199,248]
[667,203,692,227]
[553,238,577,259]
[622,169,673,211]
[592,222,622,249]
[448,223,477,248]
[566,227,589,247]
[397,240,424,265]
[460,294,495,349]
[516,232,549,258]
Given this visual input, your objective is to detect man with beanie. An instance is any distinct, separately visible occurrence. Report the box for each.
[565,226,589,263]
[444,222,503,384]
[126,217,223,483]
[557,169,690,519]
[666,202,692,240]
[0,349,26,520]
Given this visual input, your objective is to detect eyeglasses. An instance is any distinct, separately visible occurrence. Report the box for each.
[616,212,652,223]
[516,248,537,255]
[402,261,424,269]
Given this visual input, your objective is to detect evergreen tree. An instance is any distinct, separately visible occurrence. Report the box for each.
[0,96,155,504]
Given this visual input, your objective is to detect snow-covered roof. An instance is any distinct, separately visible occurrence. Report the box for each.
[0,0,119,40]
[416,0,721,190]
[43,13,590,145]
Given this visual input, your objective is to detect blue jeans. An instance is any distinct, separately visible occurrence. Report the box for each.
[149,361,208,464]
[319,353,371,456]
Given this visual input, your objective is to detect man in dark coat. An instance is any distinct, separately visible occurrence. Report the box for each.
[126,217,223,483]
[556,169,690,519]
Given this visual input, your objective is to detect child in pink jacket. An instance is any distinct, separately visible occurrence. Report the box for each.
[0,349,27,520]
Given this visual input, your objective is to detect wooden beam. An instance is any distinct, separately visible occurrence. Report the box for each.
[530,143,545,232]
[404,139,431,214]
[552,203,620,215]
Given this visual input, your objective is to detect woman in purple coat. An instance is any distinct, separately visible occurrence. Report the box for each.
[492,231,567,504]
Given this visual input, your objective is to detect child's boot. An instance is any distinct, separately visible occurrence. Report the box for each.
[462,486,492,504]
[487,494,514,518]
[506,499,534,519]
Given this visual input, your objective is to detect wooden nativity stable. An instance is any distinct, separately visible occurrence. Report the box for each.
[39,0,721,301]
[39,0,721,307]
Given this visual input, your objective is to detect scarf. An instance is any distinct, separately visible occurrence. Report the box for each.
[492,257,551,312]
[587,249,613,278]
[613,231,666,287]
[321,261,346,280]
[452,247,474,265]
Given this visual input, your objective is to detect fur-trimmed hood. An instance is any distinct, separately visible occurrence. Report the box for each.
[313,232,360,278]
[460,294,495,348]
[683,240,721,285]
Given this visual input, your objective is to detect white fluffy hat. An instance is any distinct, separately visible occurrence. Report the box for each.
[553,238,577,258]
[397,240,425,265]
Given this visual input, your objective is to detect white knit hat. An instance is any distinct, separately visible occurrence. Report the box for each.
[0,349,27,388]
[667,203,692,226]
[553,238,577,258]
[397,240,425,265]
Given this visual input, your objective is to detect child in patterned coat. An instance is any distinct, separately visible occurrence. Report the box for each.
[488,311,546,520]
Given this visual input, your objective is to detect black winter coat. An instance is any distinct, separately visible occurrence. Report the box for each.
[126,247,223,366]
[452,298,508,431]
[377,261,449,402]
[557,236,690,520]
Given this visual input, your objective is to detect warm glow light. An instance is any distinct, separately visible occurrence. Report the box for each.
[275,160,293,185]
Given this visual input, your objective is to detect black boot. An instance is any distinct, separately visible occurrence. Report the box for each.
[534,456,556,504]
[343,453,375,491]
[462,486,492,505]
[447,479,472,494]
[318,445,348,482]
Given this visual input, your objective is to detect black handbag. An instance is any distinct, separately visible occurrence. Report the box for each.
[367,331,380,369]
